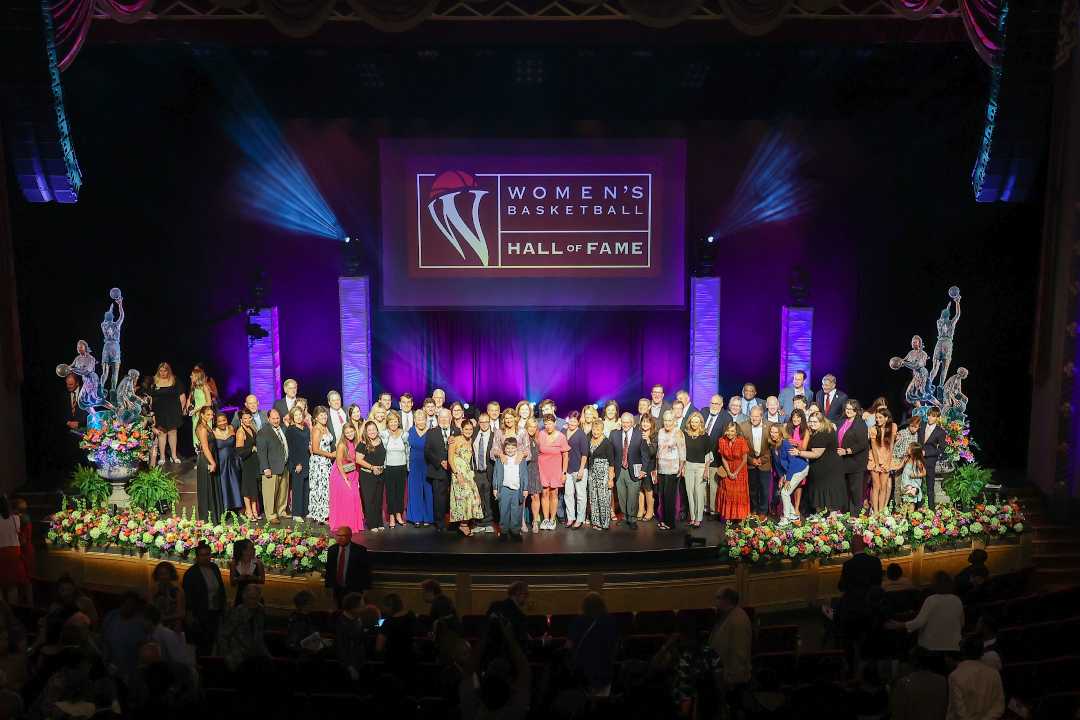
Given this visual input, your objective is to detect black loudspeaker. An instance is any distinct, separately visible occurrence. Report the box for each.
[972,0,1061,203]
[1,0,82,204]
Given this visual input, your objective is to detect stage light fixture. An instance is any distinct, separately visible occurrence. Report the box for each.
[344,236,351,243]
[706,235,715,244]
[463,403,470,410]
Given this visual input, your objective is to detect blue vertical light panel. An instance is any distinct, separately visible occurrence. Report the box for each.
[779,306,814,392]
[339,276,373,415]
[689,277,721,411]
[247,307,281,412]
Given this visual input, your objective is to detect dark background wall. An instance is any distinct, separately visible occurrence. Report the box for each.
[9,42,1042,483]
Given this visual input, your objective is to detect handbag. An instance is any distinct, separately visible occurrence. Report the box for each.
[717,466,729,479]
[341,462,356,473]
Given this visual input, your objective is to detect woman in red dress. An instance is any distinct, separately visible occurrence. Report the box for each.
[716,423,751,521]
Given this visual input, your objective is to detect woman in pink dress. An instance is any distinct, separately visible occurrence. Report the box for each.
[537,414,570,531]
[328,424,365,532]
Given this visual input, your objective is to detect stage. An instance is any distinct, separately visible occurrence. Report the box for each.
[40,460,1033,616]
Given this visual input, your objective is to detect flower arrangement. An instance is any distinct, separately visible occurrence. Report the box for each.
[941,417,977,465]
[46,504,331,574]
[724,501,1025,564]
[79,417,154,469]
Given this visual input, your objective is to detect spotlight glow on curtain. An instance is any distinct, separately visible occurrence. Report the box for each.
[779,306,813,393]
[690,277,721,411]
[339,277,373,415]
[247,307,281,412]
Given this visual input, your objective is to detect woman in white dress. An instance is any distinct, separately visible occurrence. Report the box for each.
[307,406,334,524]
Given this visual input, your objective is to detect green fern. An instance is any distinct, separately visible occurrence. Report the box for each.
[942,463,994,509]
[69,465,111,508]
[127,466,181,511]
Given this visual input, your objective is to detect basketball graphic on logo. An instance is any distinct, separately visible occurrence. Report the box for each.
[429,170,479,201]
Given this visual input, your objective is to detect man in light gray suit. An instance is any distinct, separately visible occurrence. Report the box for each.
[256,408,291,524]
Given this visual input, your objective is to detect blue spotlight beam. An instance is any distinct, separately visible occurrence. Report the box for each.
[713,130,812,239]
[214,62,344,240]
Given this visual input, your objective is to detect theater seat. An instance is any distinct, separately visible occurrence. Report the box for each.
[634,610,675,635]
[756,624,799,654]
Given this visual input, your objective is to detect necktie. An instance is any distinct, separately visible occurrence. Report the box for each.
[337,547,346,585]
[70,392,77,414]
[706,414,715,434]
[443,429,449,445]
[622,433,629,469]
[478,433,487,471]
[276,427,288,462]
[824,394,832,415]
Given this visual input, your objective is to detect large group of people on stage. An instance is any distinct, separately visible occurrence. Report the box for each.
[121,364,949,536]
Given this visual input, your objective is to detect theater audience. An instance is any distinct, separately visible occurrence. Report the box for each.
[215,583,269,671]
[228,538,265,606]
[376,593,416,677]
[567,592,618,697]
[181,541,225,656]
[890,651,949,720]
[882,562,913,591]
[335,592,370,681]
[150,561,185,631]
[709,588,752,708]
[285,590,324,657]
[947,636,1005,720]
[955,549,990,596]
[890,571,964,654]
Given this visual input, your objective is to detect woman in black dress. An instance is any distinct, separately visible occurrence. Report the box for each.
[357,421,386,532]
[795,411,847,514]
[149,362,186,465]
[194,406,224,522]
[285,407,311,520]
[638,413,658,521]
[235,409,262,521]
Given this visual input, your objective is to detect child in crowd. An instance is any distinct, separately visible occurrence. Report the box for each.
[494,437,527,543]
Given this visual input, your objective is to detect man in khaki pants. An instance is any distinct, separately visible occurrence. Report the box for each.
[256,408,291,524]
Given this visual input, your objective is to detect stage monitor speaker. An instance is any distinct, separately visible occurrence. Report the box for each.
[972,0,1061,203]
[1,0,82,204]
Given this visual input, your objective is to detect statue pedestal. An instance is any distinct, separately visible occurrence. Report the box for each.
[96,462,137,510]
[107,482,130,509]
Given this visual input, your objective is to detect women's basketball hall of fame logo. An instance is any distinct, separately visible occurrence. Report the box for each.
[425,170,491,267]
[417,169,653,271]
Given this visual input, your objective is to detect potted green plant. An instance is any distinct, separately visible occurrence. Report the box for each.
[68,464,111,508]
[942,463,994,509]
[126,466,181,513]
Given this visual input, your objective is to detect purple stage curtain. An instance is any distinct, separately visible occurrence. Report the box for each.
[959,0,1006,66]
[51,0,154,71]
[372,309,689,412]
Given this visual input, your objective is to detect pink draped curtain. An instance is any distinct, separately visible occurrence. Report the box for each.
[52,0,1011,71]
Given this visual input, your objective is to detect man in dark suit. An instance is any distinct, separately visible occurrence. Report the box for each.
[62,374,88,431]
[837,399,870,513]
[271,378,304,421]
[231,394,269,431]
[255,409,291,524]
[702,394,727,517]
[472,413,496,532]
[815,374,849,425]
[739,406,773,516]
[647,384,672,421]
[181,541,226,656]
[324,526,372,608]
[919,407,947,507]
[425,408,453,531]
[609,413,645,529]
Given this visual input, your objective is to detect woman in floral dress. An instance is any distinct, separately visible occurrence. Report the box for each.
[307,406,333,524]
[449,419,483,536]
[586,419,615,530]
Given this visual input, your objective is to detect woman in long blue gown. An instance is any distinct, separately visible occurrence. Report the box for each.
[405,410,432,526]
[213,413,242,511]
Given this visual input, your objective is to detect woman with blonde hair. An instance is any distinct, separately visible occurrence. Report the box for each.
[655,410,687,530]
[791,411,846,514]
[150,362,186,464]
[515,400,533,433]
[186,367,212,446]
[381,410,409,529]
[682,411,711,527]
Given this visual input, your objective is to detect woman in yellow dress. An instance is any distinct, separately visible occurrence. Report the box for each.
[449,419,483,536]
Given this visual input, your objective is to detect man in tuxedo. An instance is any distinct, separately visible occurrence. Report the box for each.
[472,413,496,532]
[609,413,645,529]
[815,374,848,425]
[181,542,226,656]
[739,406,773,516]
[255,408,291,524]
[702,394,726,517]
[425,408,453,531]
[324,526,372,608]
[648,384,672,420]
[231,394,269,431]
[271,378,304,421]
[778,370,811,417]
[326,390,347,444]
[920,407,947,507]
[398,393,415,433]
[764,396,786,424]
[62,374,87,431]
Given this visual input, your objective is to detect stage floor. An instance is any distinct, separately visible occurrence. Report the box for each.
[171,460,725,569]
